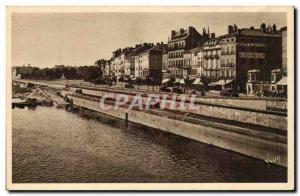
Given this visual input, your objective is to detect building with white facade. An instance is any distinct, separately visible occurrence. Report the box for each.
[203,35,221,81]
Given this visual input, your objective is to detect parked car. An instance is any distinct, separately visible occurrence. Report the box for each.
[160,86,172,92]
[125,83,134,89]
[220,88,239,97]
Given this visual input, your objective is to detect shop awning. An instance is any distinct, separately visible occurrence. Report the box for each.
[174,78,181,83]
[162,78,170,84]
[214,79,234,86]
[192,78,203,85]
[276,77,287,86]
[179,79,185,84]
[208,82,215,87]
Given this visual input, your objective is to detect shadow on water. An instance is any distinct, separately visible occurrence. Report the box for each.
[70,107,287,182]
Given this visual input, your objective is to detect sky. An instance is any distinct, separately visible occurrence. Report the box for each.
[11,12,287,68]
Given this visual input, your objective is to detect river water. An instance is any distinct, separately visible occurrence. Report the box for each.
[12,106,287,183]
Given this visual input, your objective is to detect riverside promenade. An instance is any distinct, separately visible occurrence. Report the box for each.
[13,79,287,167]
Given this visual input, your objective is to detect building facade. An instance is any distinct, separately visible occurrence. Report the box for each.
[124,57,131,76]
[98,23,284,92]
[197,48,204,77]
[219,23,282,92]
[167,26,209,78]
[203,35,221,81]
[183,47,203,77]
[111,49,124,77]
[134,46,163,83]
[104,60,111,77]
[280,26,287,75]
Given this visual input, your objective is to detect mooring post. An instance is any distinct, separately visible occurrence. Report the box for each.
[125,112,128,128]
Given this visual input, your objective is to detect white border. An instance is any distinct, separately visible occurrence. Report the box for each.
[2,1,298,194]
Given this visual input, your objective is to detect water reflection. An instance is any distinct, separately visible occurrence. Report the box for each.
[12,107,287,183]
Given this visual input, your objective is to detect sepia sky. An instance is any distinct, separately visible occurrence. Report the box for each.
[11,12,287,67]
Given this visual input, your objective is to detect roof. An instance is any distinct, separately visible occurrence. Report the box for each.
[276,77,287,86]
[239,29,281,37]
[280,26,287,32]
[248,69,261,73]
[272,69,282,73]
[172,29,189,38]
[219,28,281,39]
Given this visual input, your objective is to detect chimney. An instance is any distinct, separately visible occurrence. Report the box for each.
[272,24,277,33]
[180,28,184,34]
[171,30,176,36]
[260,23,266,32]
[228,25,234,34]
[211,33,215,39]
[267,25,272,32]
[233,24,238,32]
[250,26,254,30]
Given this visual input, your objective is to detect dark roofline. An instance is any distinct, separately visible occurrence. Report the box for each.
[280,26,287,31]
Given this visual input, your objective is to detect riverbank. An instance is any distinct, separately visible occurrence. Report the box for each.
[12,84,69,108]
[11,80,288,167]
[70,93,287,167]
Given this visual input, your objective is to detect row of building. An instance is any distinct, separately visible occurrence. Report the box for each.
[98,23,287,92]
